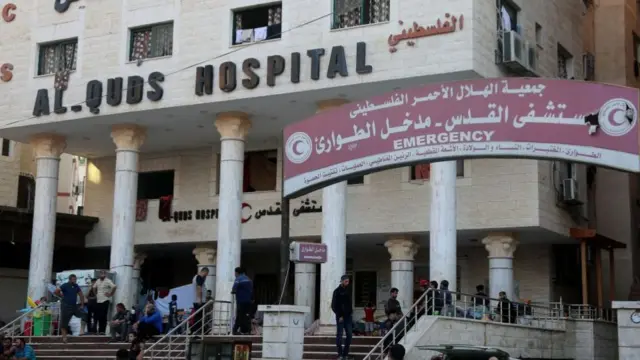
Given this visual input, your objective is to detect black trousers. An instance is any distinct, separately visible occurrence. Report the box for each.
[233,302,251,334]
[192,303,205,334]
[136,322,160,342]
[95,301,110,334]
[86,302,97,333]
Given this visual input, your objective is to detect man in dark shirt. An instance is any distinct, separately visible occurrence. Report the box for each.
[384,288,402,323]
[331,275,353,360]
[55,274,86,343]
[109,303,128,342]
[232,267,253,335]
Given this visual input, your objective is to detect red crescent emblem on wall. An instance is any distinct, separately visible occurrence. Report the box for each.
[241,202,252,223]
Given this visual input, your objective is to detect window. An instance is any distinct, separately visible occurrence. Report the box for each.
[129,22,174,61]
[233,3,282,45]
[137,170,175,200]
[332,0,390,29]
[1,139,10,156]
[16,175,35,210]
[634,33,640,77]
[353,271,377,307]
[347,176,364,185]
[497,0,518,32]
[37,39,78,76]
[216,150,278,193]
[557,44,574,79]
[535,23,543,48]
[410,160,464,181]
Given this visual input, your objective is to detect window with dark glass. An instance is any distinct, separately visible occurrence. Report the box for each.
[129,22,174,61]
[17,175,35,210]
[1,139,10,156]
[233,3,282,45]
[410,160,464,181]
[216,150,278,193]
[37,38,78,76]
[332,0,389,29]
[347,176,364,185]
[354,271,377,307]
[497,0,518,32]
[557,44,573,79]
[137,170,175,200]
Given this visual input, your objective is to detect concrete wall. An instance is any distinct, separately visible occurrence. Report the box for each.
[564,320,619,360]
[404,317,567,360]
[0,268,28,324]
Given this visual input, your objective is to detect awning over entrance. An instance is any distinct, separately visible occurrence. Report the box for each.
[0,206,98,247]
[570,227,626,307]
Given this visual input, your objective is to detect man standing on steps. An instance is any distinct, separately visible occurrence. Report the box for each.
[55,274,86,344]
[232,267,253,335]
[192,267,209,334]
[331,275,353,360]
[94,270,117,335]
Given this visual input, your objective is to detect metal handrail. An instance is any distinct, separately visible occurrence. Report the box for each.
[143,299,214,356]
[143,299,234,359]
[362,288,432,360]
[0,304,44,336]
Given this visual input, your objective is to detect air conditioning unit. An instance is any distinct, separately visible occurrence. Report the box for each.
[500,30,537,76]
[583,52,595,81]
[562,178,582,205]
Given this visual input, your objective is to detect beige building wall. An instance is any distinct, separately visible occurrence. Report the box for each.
[0,140,21,207]
[582,0,640,301]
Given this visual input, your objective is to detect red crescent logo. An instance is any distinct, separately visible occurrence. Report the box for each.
[241,202,252,223]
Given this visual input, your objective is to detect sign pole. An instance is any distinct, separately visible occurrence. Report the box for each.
[279,132,292,304]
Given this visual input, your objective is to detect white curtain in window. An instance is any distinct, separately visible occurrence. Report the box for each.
[369,0,389,23]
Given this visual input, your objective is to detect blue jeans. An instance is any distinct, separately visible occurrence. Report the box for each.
[336,315,353,356]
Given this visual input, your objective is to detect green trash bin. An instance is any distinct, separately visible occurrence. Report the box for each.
[32,310,52,336]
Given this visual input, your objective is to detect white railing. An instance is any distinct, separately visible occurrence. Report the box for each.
[362,290,617,360]
[144,300,234,360]
[0,302,61,339]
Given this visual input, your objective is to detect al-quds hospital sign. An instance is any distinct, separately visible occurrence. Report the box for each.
[282,78,640,198]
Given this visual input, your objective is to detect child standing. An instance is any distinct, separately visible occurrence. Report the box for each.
[363,301,376,336]
[169,294,179,331]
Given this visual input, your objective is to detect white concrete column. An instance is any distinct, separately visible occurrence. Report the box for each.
[295,262,317,328]
[317,99,350,328]
[109,125,146,309]
[193,246,217,297]
[482,232,518,300]
[27,134,66,301]
[131,253,146,306]
[214,112,251,304]
[385,236,419,311]
[429,161,457,293]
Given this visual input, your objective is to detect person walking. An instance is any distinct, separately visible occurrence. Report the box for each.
[232,267,253,335]
[93,270,117,335]
[331,275,353,360]
[55,274,87,343]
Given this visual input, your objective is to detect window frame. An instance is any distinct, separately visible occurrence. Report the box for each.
[216,149,279,194]
[331,0,390,30]
[409,160,465,181]
[232,2,282,46]
[36,38,78,76]
[1,139,10,157]
[557,43,574,79]
[136,170,175,200]
[128,22,175,62]
[353,270,378,308]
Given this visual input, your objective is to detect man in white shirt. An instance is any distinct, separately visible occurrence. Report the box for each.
[192,267,209,334]
[93,270,117,335]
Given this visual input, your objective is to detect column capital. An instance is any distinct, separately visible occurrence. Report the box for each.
[29,134,66,159]
[316,99,349,113]
[193,246,216,265]
[215,112,251,139]
[111,124,146,151]
[482,232,518,258]
[133,253,147,270]
[385,236,419,261]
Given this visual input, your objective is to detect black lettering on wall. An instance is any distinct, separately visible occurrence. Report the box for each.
[107,77,123,106]
[85,80,103,114]
[242,58,260,90]
[219,62,237,93]
[195,65,214,96]
[54,0,78,13]
[147,72,164,101]
[306,49,325,81]
[290,52,300,84]
[126,75,144,104]
[266,55,285,87]
[32,89,50,117]
[356,42,373,74]
[327,46,348,79]
[53,89,67,114]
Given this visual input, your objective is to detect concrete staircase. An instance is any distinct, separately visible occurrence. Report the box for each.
[19,334,382,360]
